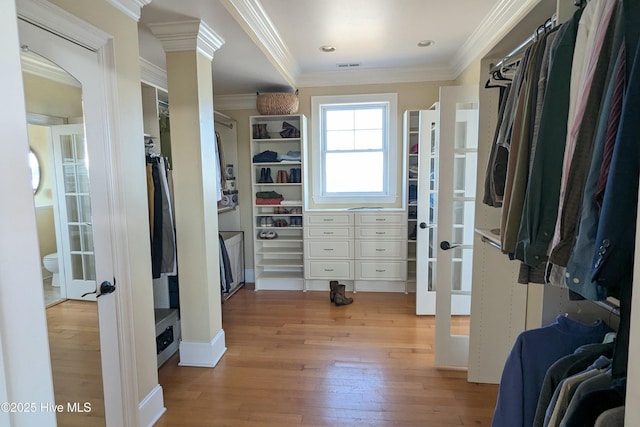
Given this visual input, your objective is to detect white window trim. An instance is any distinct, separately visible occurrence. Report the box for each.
[311,93,399,206]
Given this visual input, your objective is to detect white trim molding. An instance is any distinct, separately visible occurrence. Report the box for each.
[140,57,168,91]
[220,0,299,87]
[179,330,227,368]
[148,20,225,61]
[16,0,111,52]
[138,384,166,427]
[105,0,152,21]
[21,50,81,87]
[214,93,257,110]
[451,0,542,78]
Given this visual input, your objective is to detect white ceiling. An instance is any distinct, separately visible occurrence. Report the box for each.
[138,0,555,96]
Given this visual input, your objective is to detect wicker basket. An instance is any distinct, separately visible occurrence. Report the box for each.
[256,92,299,115]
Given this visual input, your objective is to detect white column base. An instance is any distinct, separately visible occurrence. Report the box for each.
[179,329,227,368]
[138,384,166,427]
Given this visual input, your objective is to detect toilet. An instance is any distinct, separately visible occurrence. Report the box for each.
[43,253,60,287]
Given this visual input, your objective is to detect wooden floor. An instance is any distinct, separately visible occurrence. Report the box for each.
[156,289,498,427]
[47,300,105,427]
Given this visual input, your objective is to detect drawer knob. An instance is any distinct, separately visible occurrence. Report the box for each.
[323,232,334,235]
[375,218,386,221]
[323,248,334,251]
[376,269,386,273]
[375,248,386,252]
[323,219,334,222]
[375,232,386,235]
[324,269,334,272]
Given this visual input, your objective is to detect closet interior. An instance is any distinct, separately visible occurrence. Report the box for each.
[141,82,244,368]
[469,0,634,424]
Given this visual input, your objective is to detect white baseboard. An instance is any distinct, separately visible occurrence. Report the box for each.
[138,384,166,427]
[179,329,227,368]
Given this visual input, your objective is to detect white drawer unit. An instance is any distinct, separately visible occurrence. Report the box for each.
[304,212,355,281]
[305,260,354,279]
[356,261,407,281]
[356,240,406,259]
[354,212,408,284]
[305,239,354,258]
[355,212,405,226]
[306,213,354,226]
[355,227,407,240]
[304,226,353,239]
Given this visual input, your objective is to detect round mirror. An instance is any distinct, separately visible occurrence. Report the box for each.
[29,149,41,194]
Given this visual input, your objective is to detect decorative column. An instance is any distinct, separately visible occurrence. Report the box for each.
[149,20,226,367]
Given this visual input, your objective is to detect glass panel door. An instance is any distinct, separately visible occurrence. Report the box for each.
[434,86,479,368]
[416,108,439,314]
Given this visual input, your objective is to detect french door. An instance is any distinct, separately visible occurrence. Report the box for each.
[434,85,479,368]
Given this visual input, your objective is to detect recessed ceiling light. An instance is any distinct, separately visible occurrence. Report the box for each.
[320,45,336,52]
[418,40,435,48]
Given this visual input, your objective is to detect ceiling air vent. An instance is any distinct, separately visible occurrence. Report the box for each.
[336,63,361,68]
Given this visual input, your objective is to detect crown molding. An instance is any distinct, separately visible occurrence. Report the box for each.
[221,0,298,87]
[296,64,455,88]
[16,0,111,52]
[451,0,542,78]
[139,57,167,91]
[148,20,225,61]
[105,0,152,21]
[214,93,257,110]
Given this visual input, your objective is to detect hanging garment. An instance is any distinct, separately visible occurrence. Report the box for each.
[591,43,640,380]
[150,159,164,279]
[560,370,614,426]
[491,315,612,427]
[564,43,625,300]
[219,234,233,293]
[549,2,620,269]
[549,0,618,264]
[483,85,510,207]
[514,9,582,267]
[159,157,176,275]
[533,347,613,427]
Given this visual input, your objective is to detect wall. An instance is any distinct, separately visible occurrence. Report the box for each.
[49,0,159,405]
[221,80,453,271]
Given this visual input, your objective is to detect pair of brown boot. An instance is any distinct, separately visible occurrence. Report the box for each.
[329,281,353,306]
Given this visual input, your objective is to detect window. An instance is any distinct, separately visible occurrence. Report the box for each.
[311,93,399,205]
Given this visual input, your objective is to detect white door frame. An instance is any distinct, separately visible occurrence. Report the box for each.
[9,0,138,425]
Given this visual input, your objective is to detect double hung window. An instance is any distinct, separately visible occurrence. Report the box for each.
[311,93,398,205]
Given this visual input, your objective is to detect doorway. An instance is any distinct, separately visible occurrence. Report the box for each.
[14,11,131,426]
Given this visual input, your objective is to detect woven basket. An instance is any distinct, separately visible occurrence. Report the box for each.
[256,92,299,115]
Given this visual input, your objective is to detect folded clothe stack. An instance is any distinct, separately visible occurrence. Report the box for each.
[253,150,279,163]
[280,200,302,206]
[278,150,301,161]
[280,121,300,138]
[256,190,283,205]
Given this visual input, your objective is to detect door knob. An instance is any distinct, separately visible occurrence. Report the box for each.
[99,279,116,296]
[440,241,460,251]
[420,222,427,229]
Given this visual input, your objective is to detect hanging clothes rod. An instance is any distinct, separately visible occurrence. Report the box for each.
[489,15,557,74]
[215,120,234,129]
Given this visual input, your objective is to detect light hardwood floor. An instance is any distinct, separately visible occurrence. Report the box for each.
[47,300,105,427]
[156,288,498,427]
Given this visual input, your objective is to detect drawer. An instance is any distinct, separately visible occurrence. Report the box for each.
[356,261,406,280]
[355,212,404,226]
[356,226,407,239]
[356,240,406,259]
[305,240,354,258]
[305,260,354,279]
[306,213,354,226]
[304,227,353,239]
